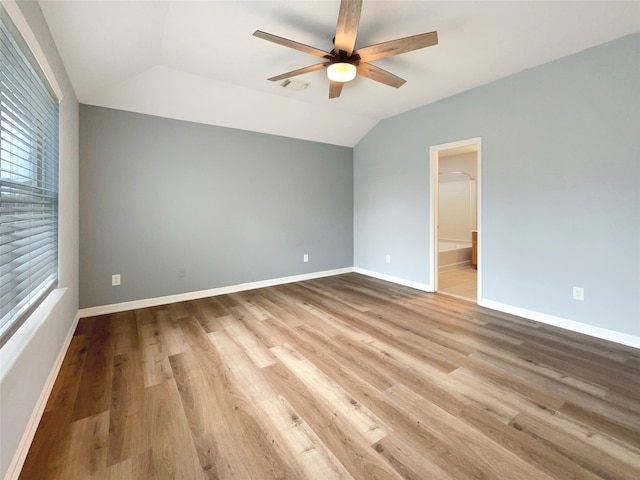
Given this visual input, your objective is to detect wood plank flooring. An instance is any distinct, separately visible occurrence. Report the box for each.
[19,273,640,479]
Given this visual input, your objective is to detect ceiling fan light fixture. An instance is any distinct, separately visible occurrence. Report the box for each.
[327,62,357,83]
[254,0,438,98]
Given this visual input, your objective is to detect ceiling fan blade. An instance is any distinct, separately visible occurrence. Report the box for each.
[357,62,406,88]
[253,30,333,59]
[329,81,344,99]
[334,0,362,56]
[268,63,330,82]
[357,31,438,62]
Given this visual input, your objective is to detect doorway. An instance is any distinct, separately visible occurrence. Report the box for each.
[429,138,482,302]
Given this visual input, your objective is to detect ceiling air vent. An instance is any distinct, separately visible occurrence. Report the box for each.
[280,79,310,91]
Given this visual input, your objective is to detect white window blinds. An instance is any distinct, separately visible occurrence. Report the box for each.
[0,4,59,344]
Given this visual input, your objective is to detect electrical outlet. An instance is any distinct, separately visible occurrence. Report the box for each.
[303,254,309,263]
[112,274,121,286]
[385,254,391,263]
[178,268,186,278]
[573,286,584,301]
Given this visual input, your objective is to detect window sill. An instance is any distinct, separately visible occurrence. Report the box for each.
[0,287,67,382]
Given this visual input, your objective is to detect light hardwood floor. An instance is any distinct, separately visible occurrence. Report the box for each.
[19,273,640,479]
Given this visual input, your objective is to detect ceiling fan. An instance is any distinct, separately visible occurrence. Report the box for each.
[253,0,438,99]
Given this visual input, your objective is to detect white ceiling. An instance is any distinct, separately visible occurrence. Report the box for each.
[39,1,640,147]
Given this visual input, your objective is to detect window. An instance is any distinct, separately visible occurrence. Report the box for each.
[0,4,59,345]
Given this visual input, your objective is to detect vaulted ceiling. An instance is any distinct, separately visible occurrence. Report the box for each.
[39,1,639,147]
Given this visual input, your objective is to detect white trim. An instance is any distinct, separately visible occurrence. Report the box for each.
[1,0,64,100]
[476,141,482,302]
[79,268,354,318]
[428,146,438,293]
[1,288,67,381]
[479,299,640,350]
[353,268,639,349]
[429,137,482,299]
[354,268,431,292]
[3,310,80,480]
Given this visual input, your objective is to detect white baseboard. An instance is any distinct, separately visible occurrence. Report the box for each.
[350,270,637,350]
[79,267,354,318]
[479,299,640,350]
[4,311,81,480]
[78,267,639,347]
[354,268,432,292]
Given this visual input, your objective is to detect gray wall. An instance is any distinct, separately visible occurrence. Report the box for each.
[354,34,640,337]
[1,1,79,478]
[79,106,353,308]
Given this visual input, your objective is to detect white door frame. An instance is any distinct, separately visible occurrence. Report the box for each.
[429,137,482,302]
